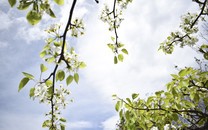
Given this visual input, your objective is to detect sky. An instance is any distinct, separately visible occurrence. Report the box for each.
[0,0,202,130]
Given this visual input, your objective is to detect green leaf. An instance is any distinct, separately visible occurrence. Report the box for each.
[115,101,121,112]
[22,72,34,80]
[204,53,208,60]
[54,0,64,5]
[107,43,114,50]
[56,70,65,81]
[118,54,124,62]
[18,77,29,92]
[114,56,118,64]
[132,93,139,100]
[40,50,46,58]
[60,124,65,130]
[172,113,178,121]
[46,80,52,87]
[79,62,87,68]
[46,57,55,63]
[40,64,48,72]
[111,36,115,41]
[26,10,42,25]
[46,8,56,18]
[74,73,79,84]
[60,118,66,122]
[121,48,128,55]
[179,69,187,77]
[29,87,35,98]
[42,120,50,127]
[17,2,32,10]
[66,75,73,85]
[8,0,16,7]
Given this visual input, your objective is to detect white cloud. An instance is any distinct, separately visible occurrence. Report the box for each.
[101,115,118,130]
[0,41,8,48]
[67,121,94,129]
[76,0,199,102]
[0,10,12,30]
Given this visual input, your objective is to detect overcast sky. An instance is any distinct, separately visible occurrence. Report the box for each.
[0,0,201,130]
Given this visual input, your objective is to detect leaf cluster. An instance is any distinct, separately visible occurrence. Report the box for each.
[115,67,208,130]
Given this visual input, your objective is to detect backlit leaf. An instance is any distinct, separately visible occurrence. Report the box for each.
[66,75,73,85]
[26,10,42,25]
[29,87,35,98]
[74,73,79,84]
[118,54,124,62]
[132,93,139,100]
[114,56,118,64]
[79,62,87,68]
[22,72,34,80]
[56,70,65,81]
[18,77,29,92]
[8,0,16,7]
[121,48,128,55]
[54,0,64,5]
[40,64,48,72]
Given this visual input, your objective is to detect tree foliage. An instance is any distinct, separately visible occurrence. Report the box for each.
[8,0,208,129]
[9,0,131,129]
[114,0,208,129]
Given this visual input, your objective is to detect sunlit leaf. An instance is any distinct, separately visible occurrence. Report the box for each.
[18,77,29,92]
[29,87,35,98]
[40,50,46,58]
[66,75,73,85]
[79,62,87,68]
[74,73,79,84]
[114,56,118,64]
[40,64,48,72]
[26,10,42,25]
[54,0,64,5]
[60,118,66,122]
[118,54,124,62]
[121,48,128,55]
[60,124,65,130]
[46,8,56,18]
[56,70,65,81]
[22,72,34,80]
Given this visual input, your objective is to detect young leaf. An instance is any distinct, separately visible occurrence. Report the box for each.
[40,64,48,72]
[22,72,34,80]
[74,73,79,84]
[8,0,16,7]
[60,118,66,122]
[118,54,124,62]
[18,77,29,92]
[54,0,64,5]
[115,101,121,112]
[26,10,42,25]
[114,56,118,64]
[60,124,65,130]
[66,75,73,85]
[121,48,128,55]
[79,62,87,68]
[46,8,56,18]
[56,70,65,81]
[132,93,139,100]
[40,50,46,58]
[29,87,35,98]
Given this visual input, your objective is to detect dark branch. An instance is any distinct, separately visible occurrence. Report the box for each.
[191,0,207,28]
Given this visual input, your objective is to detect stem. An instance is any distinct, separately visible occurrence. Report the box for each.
[49,0,77,128]
[112,0,119,53]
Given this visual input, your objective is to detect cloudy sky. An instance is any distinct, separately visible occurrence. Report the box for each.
[0,0,201,130]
